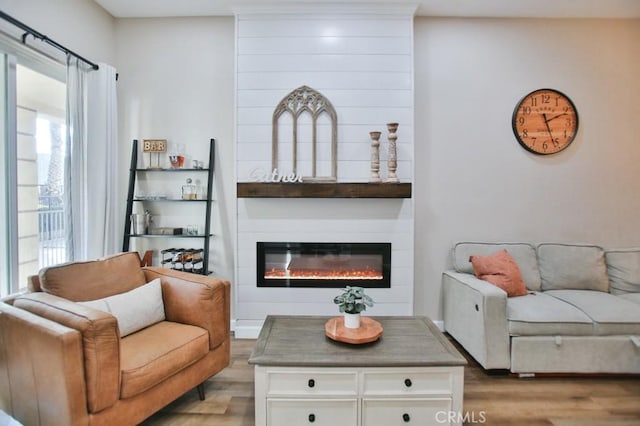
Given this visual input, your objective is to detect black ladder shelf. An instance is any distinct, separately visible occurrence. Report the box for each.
[122,138,215,275]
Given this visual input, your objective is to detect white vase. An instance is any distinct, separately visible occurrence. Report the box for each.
[343,312,361,329]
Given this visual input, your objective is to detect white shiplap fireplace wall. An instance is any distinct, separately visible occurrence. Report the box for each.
[234,4,416,338]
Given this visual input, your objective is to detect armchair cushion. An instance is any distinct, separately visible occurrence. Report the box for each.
[79,278,165,337]
[144,267,230,350]
[38,252,146,301]
[120,321,209,398]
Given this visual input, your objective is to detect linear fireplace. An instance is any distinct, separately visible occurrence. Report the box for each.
[257,242,391,288]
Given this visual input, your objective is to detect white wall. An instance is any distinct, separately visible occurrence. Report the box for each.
[0,0,116,65]
[413,18,640,318]
[115,17,236,283]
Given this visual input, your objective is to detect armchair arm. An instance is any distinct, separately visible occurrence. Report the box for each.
[11,293,120,413]
[0,302,89,426]
[442,271,510,370]
[143,267,231,350]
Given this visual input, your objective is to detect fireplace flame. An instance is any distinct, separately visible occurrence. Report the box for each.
[265,267,383,280]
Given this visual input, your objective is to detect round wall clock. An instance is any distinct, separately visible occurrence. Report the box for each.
[512,88,579,155]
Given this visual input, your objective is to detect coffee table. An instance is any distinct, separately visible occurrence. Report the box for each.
[249,315,467,426]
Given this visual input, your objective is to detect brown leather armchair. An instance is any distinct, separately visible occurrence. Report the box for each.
[0,252,231,426]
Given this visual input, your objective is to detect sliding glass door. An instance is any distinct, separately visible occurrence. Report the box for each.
[16,64,67,280]
[0,43,67,296]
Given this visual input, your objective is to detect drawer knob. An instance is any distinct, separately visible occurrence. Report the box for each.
[308,413,316,423]
[404,378,412,387]
[402,413,411,422]
[308,379,315,388]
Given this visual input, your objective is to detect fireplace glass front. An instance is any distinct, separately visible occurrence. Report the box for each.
[257,242,391,288]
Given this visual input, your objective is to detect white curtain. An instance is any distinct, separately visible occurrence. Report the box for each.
[65,56,119,261]
[86,62,119,258]
[65,56,88,261]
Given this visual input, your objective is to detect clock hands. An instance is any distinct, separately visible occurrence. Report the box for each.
[542,113,554,139]
[544,112,567,123]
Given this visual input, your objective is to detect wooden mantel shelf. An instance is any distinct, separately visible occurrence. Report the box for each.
[237,182,412,198]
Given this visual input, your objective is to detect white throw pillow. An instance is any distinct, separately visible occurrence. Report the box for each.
[79,278,165,337]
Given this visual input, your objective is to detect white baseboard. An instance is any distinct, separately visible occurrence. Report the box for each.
[433,320,444,331]
[232,318,445,339]
[233,319,264,339]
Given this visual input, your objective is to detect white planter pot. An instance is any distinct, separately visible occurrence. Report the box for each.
[343,312,361,329]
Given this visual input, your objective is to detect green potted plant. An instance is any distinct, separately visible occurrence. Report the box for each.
[333,286,374,329]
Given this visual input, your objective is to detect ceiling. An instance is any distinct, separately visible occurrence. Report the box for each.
[93,0,640,19]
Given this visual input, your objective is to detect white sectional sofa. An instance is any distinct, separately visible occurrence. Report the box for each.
[442,242,640,375]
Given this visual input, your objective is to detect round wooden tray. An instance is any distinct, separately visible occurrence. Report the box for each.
[325,316,384,345]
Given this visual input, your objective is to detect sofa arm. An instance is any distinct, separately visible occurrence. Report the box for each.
[143,267,231,350]
[0,302,89,426]
[11,293,120,414]
[442,271,510,370]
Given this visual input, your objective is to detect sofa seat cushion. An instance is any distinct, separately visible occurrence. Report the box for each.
[453,242,541,291]
[546,290,640,335]
[120,320,209,399]
[618,293,640,306]
[507,292,594,336]
[547,290,640,336]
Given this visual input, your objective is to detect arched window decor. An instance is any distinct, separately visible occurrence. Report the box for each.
[272,85,338,182]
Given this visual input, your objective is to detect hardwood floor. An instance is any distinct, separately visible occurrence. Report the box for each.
[143,336,640,425]
[142,338,256,426]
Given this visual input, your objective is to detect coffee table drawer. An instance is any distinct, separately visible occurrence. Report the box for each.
[362,370,453,396]
[362,398,452,425]
[267,371,357,396]
[268,398,358,426]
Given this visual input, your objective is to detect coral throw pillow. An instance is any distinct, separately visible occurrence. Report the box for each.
[469,249,528,297]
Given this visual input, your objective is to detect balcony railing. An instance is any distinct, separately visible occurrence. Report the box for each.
[38,193,66,268]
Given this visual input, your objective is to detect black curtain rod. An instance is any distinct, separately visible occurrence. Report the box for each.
[0,10,99,70]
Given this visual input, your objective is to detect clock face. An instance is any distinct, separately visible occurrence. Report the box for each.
[512,89,579,155]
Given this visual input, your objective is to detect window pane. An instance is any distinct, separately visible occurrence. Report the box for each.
[16,64,66,287]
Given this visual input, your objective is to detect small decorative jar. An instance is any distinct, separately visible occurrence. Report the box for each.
[182,178,196,200]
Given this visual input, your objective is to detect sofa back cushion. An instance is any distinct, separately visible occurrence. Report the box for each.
[537,243,609,292]
[453,242,541,291]
[605,249,640,294]
[39,252,146,301]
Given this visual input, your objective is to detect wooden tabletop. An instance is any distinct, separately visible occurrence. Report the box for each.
[248,315,467,367]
